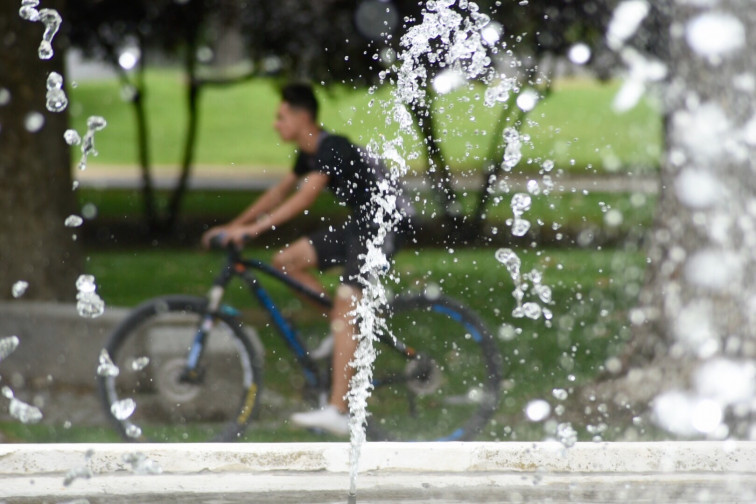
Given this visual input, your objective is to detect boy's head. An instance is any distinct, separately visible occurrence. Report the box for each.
[275,83,319,142]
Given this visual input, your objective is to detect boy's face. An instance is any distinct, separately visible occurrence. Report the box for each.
[274,102,310,142]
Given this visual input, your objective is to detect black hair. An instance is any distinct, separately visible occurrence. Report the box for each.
[281,83,318,121]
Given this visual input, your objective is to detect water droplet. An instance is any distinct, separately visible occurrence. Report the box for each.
[24,112,44,133]
[37,9,61,60]
[424,283,441,300]
[11,281,29,298]
[556,422,577,447]
[76,274,96,293]
[535,285,552,304]
[97,349,119,377]
[125,422,143,439]
[110,398,136,420]
[9,397,43,424]
[123,452,162,474]
[542,159,554,172]
[78,116,107,171]
[494,248,520,279]
[568,43,591,65]
[0,88,11,106]
[552,388,568,400]
[19,0,39,21]
[511,218,531,237]
[64,129,81,145]
[522,302,542,319]
[525,399,550,421]
[497,324,517,341]
[131,356,150,371]
[1,386,13,399]
[64,215,83,228]
[516,89,539,112]
[510,193,532,215]
[63,465,93,487]
[606,0,649,51]
[526,179,540,195]
[0,336,20,362]
[686,12,745,61]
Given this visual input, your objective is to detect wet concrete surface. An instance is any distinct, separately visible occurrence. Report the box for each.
[2,442,755,503]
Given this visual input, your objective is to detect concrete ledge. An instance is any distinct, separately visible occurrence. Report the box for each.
[2,441,756,475]
[1,442,755,502]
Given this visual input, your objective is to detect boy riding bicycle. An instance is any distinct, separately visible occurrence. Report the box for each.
[202,83,413,435]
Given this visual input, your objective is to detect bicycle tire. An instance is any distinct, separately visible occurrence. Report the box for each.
[97,295,263,442]
[367,293,502,441]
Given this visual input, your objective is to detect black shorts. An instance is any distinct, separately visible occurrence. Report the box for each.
[308,218,403,287]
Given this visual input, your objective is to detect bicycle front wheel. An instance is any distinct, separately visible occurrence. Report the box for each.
[98,295,263,442]
[368,293,502,441]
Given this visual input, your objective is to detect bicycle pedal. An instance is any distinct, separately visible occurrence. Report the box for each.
[179,367,205,384]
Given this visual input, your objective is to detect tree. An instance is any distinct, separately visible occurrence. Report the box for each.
[0,0,82,301]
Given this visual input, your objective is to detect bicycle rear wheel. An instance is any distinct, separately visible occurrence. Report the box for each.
[368,293,502,441]
[97,295,263,442]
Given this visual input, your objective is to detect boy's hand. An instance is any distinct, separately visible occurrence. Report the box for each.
[201,226,228,249]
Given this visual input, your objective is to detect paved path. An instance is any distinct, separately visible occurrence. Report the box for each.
[77,164,660,194]
[2,442,754,503]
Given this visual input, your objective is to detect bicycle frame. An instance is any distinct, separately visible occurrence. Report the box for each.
[183,247,418,398]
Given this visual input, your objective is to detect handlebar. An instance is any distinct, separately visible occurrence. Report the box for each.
[208,233,251,257]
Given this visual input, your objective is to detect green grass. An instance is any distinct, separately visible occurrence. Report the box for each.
[69,71,661,174]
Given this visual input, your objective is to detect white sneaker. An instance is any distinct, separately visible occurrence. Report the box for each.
[290,405,349,436]
[310,334,334,360]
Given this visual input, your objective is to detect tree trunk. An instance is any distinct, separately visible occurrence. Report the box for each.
[166,41,201,232]
[0,0,82,302]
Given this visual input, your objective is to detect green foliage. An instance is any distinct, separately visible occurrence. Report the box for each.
[69,73,661,174]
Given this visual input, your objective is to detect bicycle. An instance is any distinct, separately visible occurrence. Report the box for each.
[98,241,503,442]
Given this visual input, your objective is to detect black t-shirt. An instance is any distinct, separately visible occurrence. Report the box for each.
[292,133,413,226]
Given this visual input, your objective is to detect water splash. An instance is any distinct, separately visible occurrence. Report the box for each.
[110,398,136,420]
[78,116,107,171]
[556,422,577,448]
[75,274,105,318]
[347,0,503,497]
[11,281,29,298]
[123,452,162,474]
[96,348,120,377]
[0,335,20,362]
[130,356,150,371]
[63,450,94,487]
[18,0,39,22]
[45,71,67,112]
[3,386,43,424]
[37,8,62,60]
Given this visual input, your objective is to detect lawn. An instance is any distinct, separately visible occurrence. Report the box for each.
[69,71,662,175]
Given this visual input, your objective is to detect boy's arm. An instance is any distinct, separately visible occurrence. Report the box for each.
[228,172,329,244]
[230,172,299,226]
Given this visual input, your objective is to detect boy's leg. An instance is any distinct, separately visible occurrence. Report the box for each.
[272,237,328,314]
[329,284,361,413]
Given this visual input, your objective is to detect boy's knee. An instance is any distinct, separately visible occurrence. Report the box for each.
[272,249,290,272]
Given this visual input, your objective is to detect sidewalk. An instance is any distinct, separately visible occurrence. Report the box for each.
[2,442,754,503]
[76,164,660,194]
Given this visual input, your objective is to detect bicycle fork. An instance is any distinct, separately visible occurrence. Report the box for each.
[180,285,226,384]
